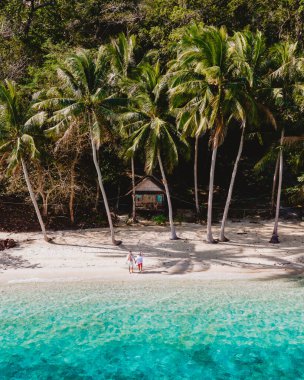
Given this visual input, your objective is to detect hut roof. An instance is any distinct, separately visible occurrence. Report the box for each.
[127,176,165,194]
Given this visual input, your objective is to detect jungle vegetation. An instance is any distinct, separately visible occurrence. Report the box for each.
[0,0,303,244]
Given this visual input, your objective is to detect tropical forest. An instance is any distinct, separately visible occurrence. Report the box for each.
[0,0,303,244]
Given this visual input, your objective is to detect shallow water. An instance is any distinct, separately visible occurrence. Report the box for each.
[1,279,304,379]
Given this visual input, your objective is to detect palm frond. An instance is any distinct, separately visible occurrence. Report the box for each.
[282,135,304,146]
[21,134,40,159]
[25,111,48,129]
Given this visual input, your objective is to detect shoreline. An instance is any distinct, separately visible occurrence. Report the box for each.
[0,220,303,285]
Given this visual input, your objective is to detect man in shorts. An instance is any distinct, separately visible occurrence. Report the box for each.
[126,251,135,274]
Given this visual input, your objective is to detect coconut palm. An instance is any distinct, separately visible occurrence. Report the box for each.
[0,80,50,242]
[218,30,266,241]
[108,33,138,222]
[33,48,124,245]
[167,41,218,217]
[171,24,246,243]
[167,66,208,216]
[108,33,136,79]
[123,61,188,240]
[268,41,304,243]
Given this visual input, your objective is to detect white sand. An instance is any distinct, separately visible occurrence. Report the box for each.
[0,220,303,284]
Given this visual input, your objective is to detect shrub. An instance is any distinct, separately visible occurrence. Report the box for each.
[152,214,167,225]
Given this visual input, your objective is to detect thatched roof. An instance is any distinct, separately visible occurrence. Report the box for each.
[127,176,165,194]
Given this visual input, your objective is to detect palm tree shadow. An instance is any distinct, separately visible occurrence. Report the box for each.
[0,252,41,270]
[49,240,121,251]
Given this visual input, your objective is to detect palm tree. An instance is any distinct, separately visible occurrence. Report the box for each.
[193,133,200,215]
[123,61,188,240]
[108,33,136,79]
[34,48,124,245]
[268,41,304,243]
[271,129,284,243]
[108,33,138,222]
[218,30,265,241]
[168,68,207,216]
[0,80,50,242]
[172,24,245,243]
[254,133,304,240]
[167,41,217,218]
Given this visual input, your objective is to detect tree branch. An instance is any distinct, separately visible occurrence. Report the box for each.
[23,0,56,38]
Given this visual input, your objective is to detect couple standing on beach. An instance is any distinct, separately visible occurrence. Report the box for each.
[126,251,143,274]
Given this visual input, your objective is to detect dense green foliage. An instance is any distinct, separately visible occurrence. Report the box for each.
[2,0,304,80]
[0,0,303,233]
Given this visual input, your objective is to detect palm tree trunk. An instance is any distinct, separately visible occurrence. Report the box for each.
[219,126,245,242]
[90,133,121,245]
[94,179,100,211]
[116,182,120,211]
[21,158,50,242]
[157,152,178,240]
[206,139,218,243]
[69,155,78,224]
[271,154,280,212]
[131,156,137,222]
[42,194,48,217]
[270,129,284,244]
[94,150,100,211]
[194,134,200,216]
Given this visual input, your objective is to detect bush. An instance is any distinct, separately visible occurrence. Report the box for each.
[152,214,167,225]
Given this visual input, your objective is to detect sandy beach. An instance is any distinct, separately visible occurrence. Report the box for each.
[0,220,303,284]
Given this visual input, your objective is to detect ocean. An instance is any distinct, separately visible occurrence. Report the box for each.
[1,279,304,379]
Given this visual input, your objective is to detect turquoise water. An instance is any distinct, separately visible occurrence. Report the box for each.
[1,279,304,379]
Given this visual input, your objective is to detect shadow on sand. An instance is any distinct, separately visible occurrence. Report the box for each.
[0,251,41,270]
[2,223,303,282]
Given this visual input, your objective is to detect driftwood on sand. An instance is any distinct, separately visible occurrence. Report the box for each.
[0,239,16,251]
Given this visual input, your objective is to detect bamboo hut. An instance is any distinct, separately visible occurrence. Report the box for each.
[128,176,165,210]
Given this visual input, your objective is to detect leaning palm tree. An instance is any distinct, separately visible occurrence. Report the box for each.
[167,41,220,218]
[267,41,304,243]
[123,61,188,240]
[108,33,138,222]
[33,48,124,245]
[0,80,50,242]
[218,30,265,241]
[167,64,208,216]
[174,24,245,243]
